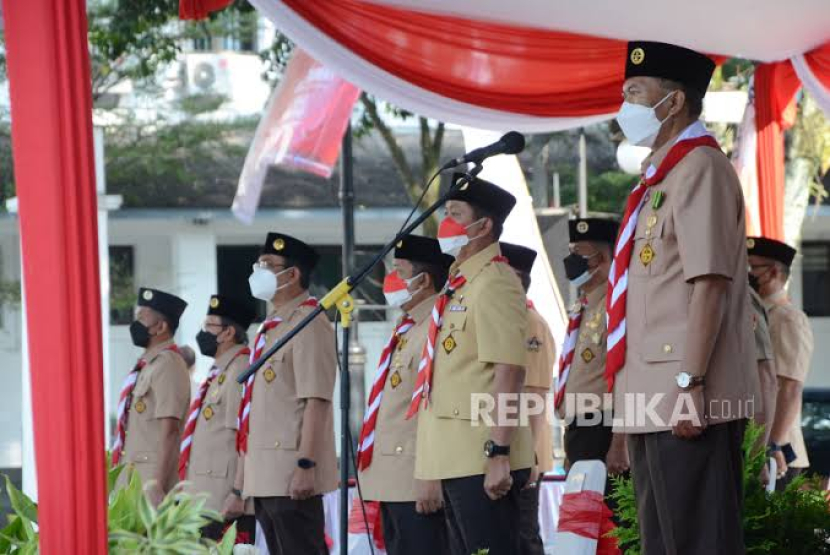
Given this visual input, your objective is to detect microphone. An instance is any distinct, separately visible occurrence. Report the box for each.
[440,131,525,171]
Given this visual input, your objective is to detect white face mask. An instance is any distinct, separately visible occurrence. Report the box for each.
[570,268,597,289]
[437,217,487,257]
[616,91,675,148]
[248,267,291,301]
[404,272,425,291]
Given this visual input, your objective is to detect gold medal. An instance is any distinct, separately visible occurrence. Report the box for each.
[390,371,402,389]
[639,244,655,266]
[264,368,276,383]
[203,406,214,420]
[646,214,658,228]
[581,348,595,363]
[443,336,457,354]
[134,399,146,414]
[397,337,407,351]
[218,373,226,385]
[592,333,601,345]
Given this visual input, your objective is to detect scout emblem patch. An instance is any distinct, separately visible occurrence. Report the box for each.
[218,373,226,385]
[443,336,457,354]
[134,399,146,414]
[264,367,276,383]
[203,406,214,420]
[581,348,595,363]
[390,371,402,389]
[527,337,541,352]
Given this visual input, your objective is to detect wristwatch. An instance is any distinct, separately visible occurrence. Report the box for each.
[297,457,317,470]
[675,371,705,391]
[484,440,510,458]
[231,488,243,499]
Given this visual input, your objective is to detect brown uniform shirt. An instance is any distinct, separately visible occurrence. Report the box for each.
[359,295,437,502]
[184,344,253,513]
[557,286,609,421]
[768,297,814,468]
[524,303,556,473]
[415,243,535,480]
[750,288,776,435]
[123,339,190,491]
[242,293,338,497]
[612,131,758,433]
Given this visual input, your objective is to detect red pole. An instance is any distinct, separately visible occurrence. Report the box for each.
[2,0,108,553]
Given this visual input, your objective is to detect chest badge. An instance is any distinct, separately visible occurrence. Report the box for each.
[592,333,602,345]
[263,367,276,383]
[397,337,407,352]
[443,336,457,354]
[527,337,541,352]
[639,244,655,267]
[218,373,226,385]
[390,371,402,389]
[581,348,595,363]
[203,406,214,420]
[134,399,146,414]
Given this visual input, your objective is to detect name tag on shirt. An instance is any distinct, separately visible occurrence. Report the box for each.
[449,305,467,312]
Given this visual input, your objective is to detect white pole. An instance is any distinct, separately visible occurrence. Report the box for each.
[553,172,561,208]
[94,127,113,446]
[578,132,588,217]
[20,276,36,499]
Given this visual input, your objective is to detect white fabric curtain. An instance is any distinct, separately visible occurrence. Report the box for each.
[792,54,830,119]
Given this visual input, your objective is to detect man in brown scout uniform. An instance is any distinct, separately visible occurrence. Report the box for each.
[607,42,759,554]
[357,235,453,555]
[748,237,814,488]
[412,174,535,555]
[112,287,190,507]
[179,295,257,540]
[500,242,556,555]
[555,218,627,474]
[235,232,337,555]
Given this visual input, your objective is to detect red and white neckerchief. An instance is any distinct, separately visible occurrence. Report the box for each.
[356,314,416,471]
[236,297,319,454]
[178,346,251,479]
[554,297,587,409]
[111,344,181,464]
[407,255,509,418]
[605,132,720,391]
[527,299,535,310]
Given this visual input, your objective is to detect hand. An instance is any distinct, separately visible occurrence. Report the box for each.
[772,450,787,480]
[483,457,513,501]
[221,492,245,520]
[146,482,165,507]
[606,434,629,475]
[524,465,539,490]
[672,386,707,439]
[289,467,315,501]
[760,462,770,487]
[415,479,444,514]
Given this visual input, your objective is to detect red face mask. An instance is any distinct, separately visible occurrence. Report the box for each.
[437,216,484,256]
[383,271,411,307]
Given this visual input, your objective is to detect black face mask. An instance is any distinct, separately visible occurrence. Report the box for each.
[563,253,590,281]
[196,329,220,358]
[130,321,151,348]
[749,273,761,293]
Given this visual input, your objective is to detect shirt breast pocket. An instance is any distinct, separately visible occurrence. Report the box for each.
[132,375,151,400]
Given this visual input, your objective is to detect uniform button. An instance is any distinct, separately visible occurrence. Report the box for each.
[207,470,212,475]
[663,344,672,354]
[274,441,281,448]
[395,446,403,454]
[453,409,459,416]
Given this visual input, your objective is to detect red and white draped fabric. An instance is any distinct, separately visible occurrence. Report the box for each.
[605,127,719,390]
[236,298,319,454]
[554,299,585,409]
[111,359,147,465]
[357,315,415,471]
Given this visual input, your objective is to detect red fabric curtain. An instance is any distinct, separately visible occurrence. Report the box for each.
[179,0,233,20]
[3,0,108,553]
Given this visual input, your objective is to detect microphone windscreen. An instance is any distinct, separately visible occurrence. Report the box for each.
[501,131,526,155]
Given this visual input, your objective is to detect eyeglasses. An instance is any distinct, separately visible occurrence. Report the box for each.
[253,261,288,274]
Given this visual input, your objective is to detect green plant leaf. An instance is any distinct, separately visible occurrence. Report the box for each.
[4,474,38,524]
[216,521,237,555]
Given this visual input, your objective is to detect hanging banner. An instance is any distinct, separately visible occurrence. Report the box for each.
[232,49,360,224]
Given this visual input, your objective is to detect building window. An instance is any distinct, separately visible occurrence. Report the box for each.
[109,246,135,325]
[216,245,387,323]
[802,242,830,316]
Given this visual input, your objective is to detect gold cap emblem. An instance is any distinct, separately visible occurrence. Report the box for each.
[397,240,403,248]
[631,47,645,65]
[273,238,285,251]
[576,221,589,234]
[142,290,154,301]
[210,297,220,309]
[746,238,755,249]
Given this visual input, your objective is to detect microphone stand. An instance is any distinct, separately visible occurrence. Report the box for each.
[238,165,482,553]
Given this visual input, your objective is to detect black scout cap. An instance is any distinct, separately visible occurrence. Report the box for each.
[206,294,256,329]
[447,173,517,224]
[500,242,537,274]
[137,287,187,328]
[747,237,797,268]
[625,41,716,97]
[394,234,454,270]
[261,232,320,270]
[569,218,620,246]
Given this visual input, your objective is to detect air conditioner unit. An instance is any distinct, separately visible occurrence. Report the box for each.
[185,54,232,97]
